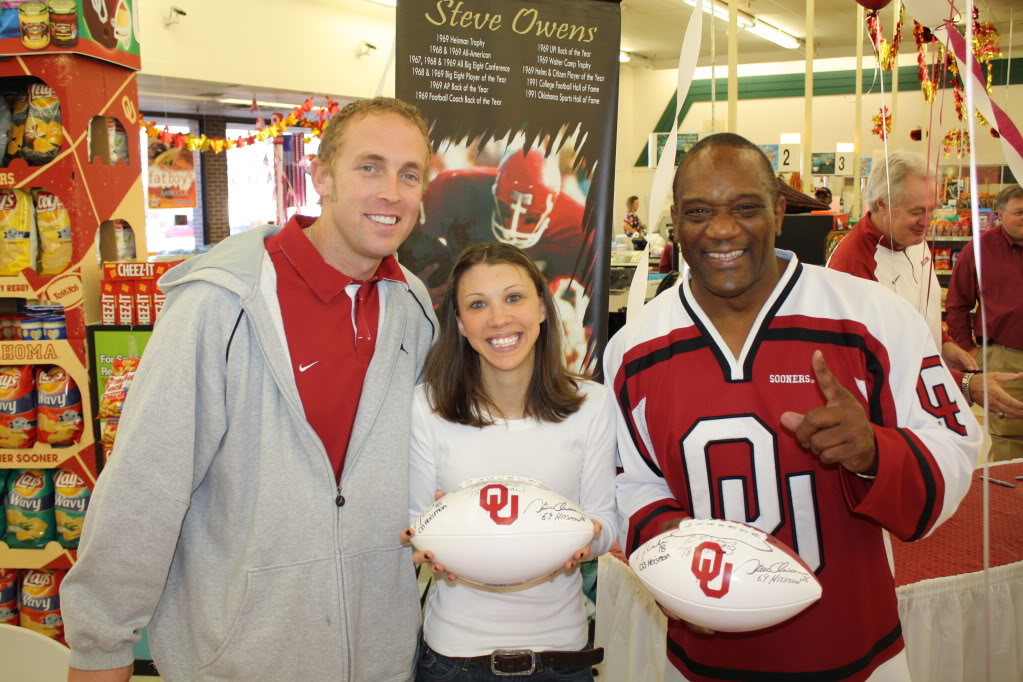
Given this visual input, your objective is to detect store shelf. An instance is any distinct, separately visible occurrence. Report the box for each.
[932,236,971,242]
[0,540,75,570]
[936,270,953,276]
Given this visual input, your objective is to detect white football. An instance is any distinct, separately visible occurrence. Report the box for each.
[629,518,822,632]
[411,476,594,587]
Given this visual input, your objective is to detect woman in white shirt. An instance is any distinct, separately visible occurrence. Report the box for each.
[403,242,619,681]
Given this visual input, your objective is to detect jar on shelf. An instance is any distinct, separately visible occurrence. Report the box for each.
[48,0,78,48]
[19,2,50,50]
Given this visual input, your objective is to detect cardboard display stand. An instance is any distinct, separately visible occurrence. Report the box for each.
[0,29,142,570]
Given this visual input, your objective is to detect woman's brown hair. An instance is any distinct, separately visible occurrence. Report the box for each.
[423,242,585,426]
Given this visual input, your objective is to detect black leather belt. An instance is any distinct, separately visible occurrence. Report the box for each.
[463,647,604,676]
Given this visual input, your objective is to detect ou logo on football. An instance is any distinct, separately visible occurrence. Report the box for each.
[479,483,519,525]
[691,541,733,599]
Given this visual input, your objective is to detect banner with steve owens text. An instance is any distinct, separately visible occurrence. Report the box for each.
[396,0,621,375]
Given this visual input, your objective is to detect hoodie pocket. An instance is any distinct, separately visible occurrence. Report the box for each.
[343,545,420,682]
[198,556,340,681]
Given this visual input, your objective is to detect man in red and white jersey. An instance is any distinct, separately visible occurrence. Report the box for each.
[605,134,980,682]
[827,151,1023,421]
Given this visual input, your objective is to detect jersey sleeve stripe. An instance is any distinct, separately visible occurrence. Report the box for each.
[895,427,938,541]
[627,501,689,554]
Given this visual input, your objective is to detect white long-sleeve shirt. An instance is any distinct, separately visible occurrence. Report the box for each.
[408,380,619,656]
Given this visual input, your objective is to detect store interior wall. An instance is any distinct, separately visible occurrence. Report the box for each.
[614,62,1023,236]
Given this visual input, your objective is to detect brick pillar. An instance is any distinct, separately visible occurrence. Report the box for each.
[203,115,230,244]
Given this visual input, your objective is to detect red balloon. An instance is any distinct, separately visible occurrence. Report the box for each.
[856,0,893,10]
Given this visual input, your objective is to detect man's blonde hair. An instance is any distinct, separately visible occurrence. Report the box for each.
[317,97,431,174]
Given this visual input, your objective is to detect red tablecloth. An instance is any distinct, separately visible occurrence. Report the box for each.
[891,462,1023,586]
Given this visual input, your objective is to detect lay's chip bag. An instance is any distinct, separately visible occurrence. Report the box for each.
[20,568,65,644]
[0,568,18,626]
[0,365,36,447]
[0,189,37,276]
[36,366,82,446]
[32,189,72,275]
[5,468,54,548]
[21,83,62,167]
[53,468,89,549]
[4,92,27,165]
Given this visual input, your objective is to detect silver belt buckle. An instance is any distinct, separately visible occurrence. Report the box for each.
[490,649,536,676]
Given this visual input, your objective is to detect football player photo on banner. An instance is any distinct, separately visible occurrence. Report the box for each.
[396,0,621,374]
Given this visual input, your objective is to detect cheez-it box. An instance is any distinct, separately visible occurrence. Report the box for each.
[115,281,135,326]
[135,280,154,326]
[100,281,117,325]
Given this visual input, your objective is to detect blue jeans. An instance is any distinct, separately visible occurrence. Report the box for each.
[416,644,595,682]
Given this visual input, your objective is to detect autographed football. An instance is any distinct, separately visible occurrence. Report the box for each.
[629,518,822,632]
[410,476,594,587]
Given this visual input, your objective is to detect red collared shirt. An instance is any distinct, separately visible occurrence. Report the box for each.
[266,214,406,480]
[946,226,1023,352]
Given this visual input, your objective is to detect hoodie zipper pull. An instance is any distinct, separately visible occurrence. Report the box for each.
[335,482,345,507]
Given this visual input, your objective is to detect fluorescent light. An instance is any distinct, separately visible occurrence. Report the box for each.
[836,143,854,153]
[218,98,303,109]
[745,19,801,49]
[619,51,631,63]
[683,0,752,27]
[780,133,801,144]
[363,0,396,6]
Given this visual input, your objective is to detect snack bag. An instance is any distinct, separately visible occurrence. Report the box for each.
[0,188,37,276]
[0,96,11,164]
[20,568,65,644]
[32,189,72,275]
[53,469,89,548]
[0,365,36,447]
[98,357,139,419]
[21,83,62,166]
[35,365,83,446]
[100,417,118,462]
[5,469,55,548]
[0,568,18,625]
[4,92,27,164]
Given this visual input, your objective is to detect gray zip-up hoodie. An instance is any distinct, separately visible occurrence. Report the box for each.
[62,225,437,681]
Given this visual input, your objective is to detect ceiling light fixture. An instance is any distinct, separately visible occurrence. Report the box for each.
[683,0,801,49]
[363,0,397,6]
[619,51,632,63]
[218,98,305,109]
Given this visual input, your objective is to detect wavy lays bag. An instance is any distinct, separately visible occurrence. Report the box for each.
[53,468,89,548]
[21,83,62,166]
[32,189,72,275]
[5,468,55,548]
[36,365,83,445]
[20,568,65,644]
[0,364,37,447]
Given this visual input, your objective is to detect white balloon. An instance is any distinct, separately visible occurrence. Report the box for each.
[902,0,961,30]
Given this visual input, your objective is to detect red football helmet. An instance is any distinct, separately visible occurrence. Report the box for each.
[491,148,562,248]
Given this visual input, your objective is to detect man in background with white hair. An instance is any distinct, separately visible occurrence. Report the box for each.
[828,151,1023,424]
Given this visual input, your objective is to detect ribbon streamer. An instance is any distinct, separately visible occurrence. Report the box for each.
[626,0,704,320]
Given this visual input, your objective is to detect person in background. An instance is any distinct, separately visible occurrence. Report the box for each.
[946,184,1023,460]
[404,242,618,681]
[827,151,1023,423]
[814,186,833,208]
[62,98,437,682]
[623,195,646,239]
[658,228,677,274]
[607,133,979,681]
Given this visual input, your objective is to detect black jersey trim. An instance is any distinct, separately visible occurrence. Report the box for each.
[618,336,710,478]
[896,427,937,542]
[629,503,687,553]
[667,622,902,681]
[760,327,887,426]
[677,262,805,384]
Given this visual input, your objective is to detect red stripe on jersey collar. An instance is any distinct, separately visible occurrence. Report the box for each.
[858,212,903,252]
[273,214,406,303]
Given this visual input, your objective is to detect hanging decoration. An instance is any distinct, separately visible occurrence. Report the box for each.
[854,0,893,11]
[866,3,905,71]
[872,106,893,139]
[941,128,970,158]
[139,97,343,154]
[969,7,1003,93]
[913,21,937,102]
[909,127,923,141]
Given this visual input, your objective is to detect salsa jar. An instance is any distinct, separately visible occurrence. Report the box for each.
[48,0,79,47]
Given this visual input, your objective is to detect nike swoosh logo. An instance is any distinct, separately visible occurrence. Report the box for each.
[298,361,319,372]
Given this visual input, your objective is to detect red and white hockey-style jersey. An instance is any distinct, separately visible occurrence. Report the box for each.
[604,252,979,682]
[417,167,586,282]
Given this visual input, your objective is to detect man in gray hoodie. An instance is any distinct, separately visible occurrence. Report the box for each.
[63,97,437,682]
